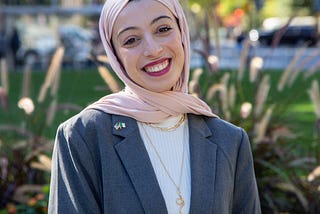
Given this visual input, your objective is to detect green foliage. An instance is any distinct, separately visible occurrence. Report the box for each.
[189,43,320,213]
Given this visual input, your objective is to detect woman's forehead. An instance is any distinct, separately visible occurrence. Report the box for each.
[118,0,173,22]
[113,0,175,34]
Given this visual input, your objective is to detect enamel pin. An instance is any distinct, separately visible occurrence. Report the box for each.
[114,122,126,130]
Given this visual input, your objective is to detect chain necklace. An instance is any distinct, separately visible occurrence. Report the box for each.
[145,114,186,132]
[141,120,187,214]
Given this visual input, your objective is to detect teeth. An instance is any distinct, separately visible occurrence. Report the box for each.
[145,60,169,73]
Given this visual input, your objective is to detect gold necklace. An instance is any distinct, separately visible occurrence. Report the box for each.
[145,114,186,132]
[141,122,187,214]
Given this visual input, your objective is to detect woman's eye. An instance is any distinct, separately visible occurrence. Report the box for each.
[123,37,137,46]
[158,26,172,33]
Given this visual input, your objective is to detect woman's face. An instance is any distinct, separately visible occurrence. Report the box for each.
[112,0,185,92]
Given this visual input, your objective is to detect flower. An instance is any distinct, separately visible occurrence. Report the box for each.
[207,55,219,72]
[250,57,263,82]
[240,102,252,119]
[18,97,34,115]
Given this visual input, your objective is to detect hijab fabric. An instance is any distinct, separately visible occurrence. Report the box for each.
[88,0,217,123]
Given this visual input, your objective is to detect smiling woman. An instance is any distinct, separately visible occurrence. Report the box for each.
[111,1,184,92]
[48,0,261,213]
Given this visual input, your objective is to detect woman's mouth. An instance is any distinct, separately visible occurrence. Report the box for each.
[143,59,171,76]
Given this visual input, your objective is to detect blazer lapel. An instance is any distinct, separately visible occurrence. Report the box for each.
[112,115,167,214]
[188,115,217,214]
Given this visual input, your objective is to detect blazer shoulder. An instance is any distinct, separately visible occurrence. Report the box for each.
[200,116,250,160]
[205,116,244,138]
[56,108,114,141]
[59,108,112,130]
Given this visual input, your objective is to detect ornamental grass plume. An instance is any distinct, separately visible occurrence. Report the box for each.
[220,73,230,119]
[238,39,251,81]
[276,182,308,212]
[249,57,263,83]
[271,126,296,142]
[254,75,270,118]
[288,48,320,86]
[191,68,203,83]
[304,60,320,79]
[96,55,121,93]
[189,68,203,97]
[0,58,9,93]
[206,83,224,102]
[97,65,121,93]
[30,154,52,172]
[38,47,64,103]
[206,73,230,119]
[277,46,307,91]
[308,80,320,119]
[51,57,62,98]
[12,185,44,204]
[21,55,34,98]
[0,157,8,180]
[228,84,236,109]
[254,105,274,143]
[0,86,8,111]
[307,166,320,182]
[46,99,57,126]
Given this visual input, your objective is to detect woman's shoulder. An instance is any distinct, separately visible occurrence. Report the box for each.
[58,108,113,133]
[207,116,243,134]
[189,114,249,152]
[190,114,244,136]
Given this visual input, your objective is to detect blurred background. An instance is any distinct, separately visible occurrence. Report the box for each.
[1,0,320,213]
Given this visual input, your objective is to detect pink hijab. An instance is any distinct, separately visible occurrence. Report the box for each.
[87,0,217,123]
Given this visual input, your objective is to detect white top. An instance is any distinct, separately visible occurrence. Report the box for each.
[138,115,191,214]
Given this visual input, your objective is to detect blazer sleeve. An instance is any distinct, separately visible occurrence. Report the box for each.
[48,122,102,214]
[232,129,261,214]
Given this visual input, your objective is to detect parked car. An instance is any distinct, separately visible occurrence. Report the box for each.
[16,24,95,68]
[257,25,319,47]
[58,25,94,67]
[16,26,58,67]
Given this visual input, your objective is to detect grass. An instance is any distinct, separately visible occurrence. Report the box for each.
[1,67,319,140]
[0,68,116,139]
[196,68,319,143]
[1,66,319,213]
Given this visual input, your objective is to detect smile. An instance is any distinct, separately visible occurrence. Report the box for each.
[144,59,170,74]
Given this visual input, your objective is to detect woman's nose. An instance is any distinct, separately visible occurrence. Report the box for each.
[143,36,163,57]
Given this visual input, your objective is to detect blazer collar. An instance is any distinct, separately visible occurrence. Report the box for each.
[188,114,217,214]
[112,115,167,213]
[112,114,217,214]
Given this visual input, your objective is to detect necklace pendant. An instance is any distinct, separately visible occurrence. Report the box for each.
[176,191,185,214]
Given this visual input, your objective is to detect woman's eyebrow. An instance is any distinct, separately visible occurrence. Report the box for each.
[117,15,173,39]
[151,15,172,25]
[117,26,138,39]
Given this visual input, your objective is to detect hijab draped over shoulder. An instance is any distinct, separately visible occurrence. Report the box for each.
[87,0,217,123]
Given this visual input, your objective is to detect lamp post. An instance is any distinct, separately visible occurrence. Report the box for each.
[314,0,320,37]
[254,0,264,11]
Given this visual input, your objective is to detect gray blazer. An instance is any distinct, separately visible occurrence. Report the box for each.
[48,109,261,214]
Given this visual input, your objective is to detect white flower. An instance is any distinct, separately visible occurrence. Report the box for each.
[207,55,219,71]
[250,57,263,82]
[18,97,35,115]
[241,102,252,119]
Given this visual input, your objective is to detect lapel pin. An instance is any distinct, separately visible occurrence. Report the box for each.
[114,122,126,130]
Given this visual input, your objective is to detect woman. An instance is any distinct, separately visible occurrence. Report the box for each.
[48,0,261,213]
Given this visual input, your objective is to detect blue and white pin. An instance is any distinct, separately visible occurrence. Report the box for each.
[114,122,126,130]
